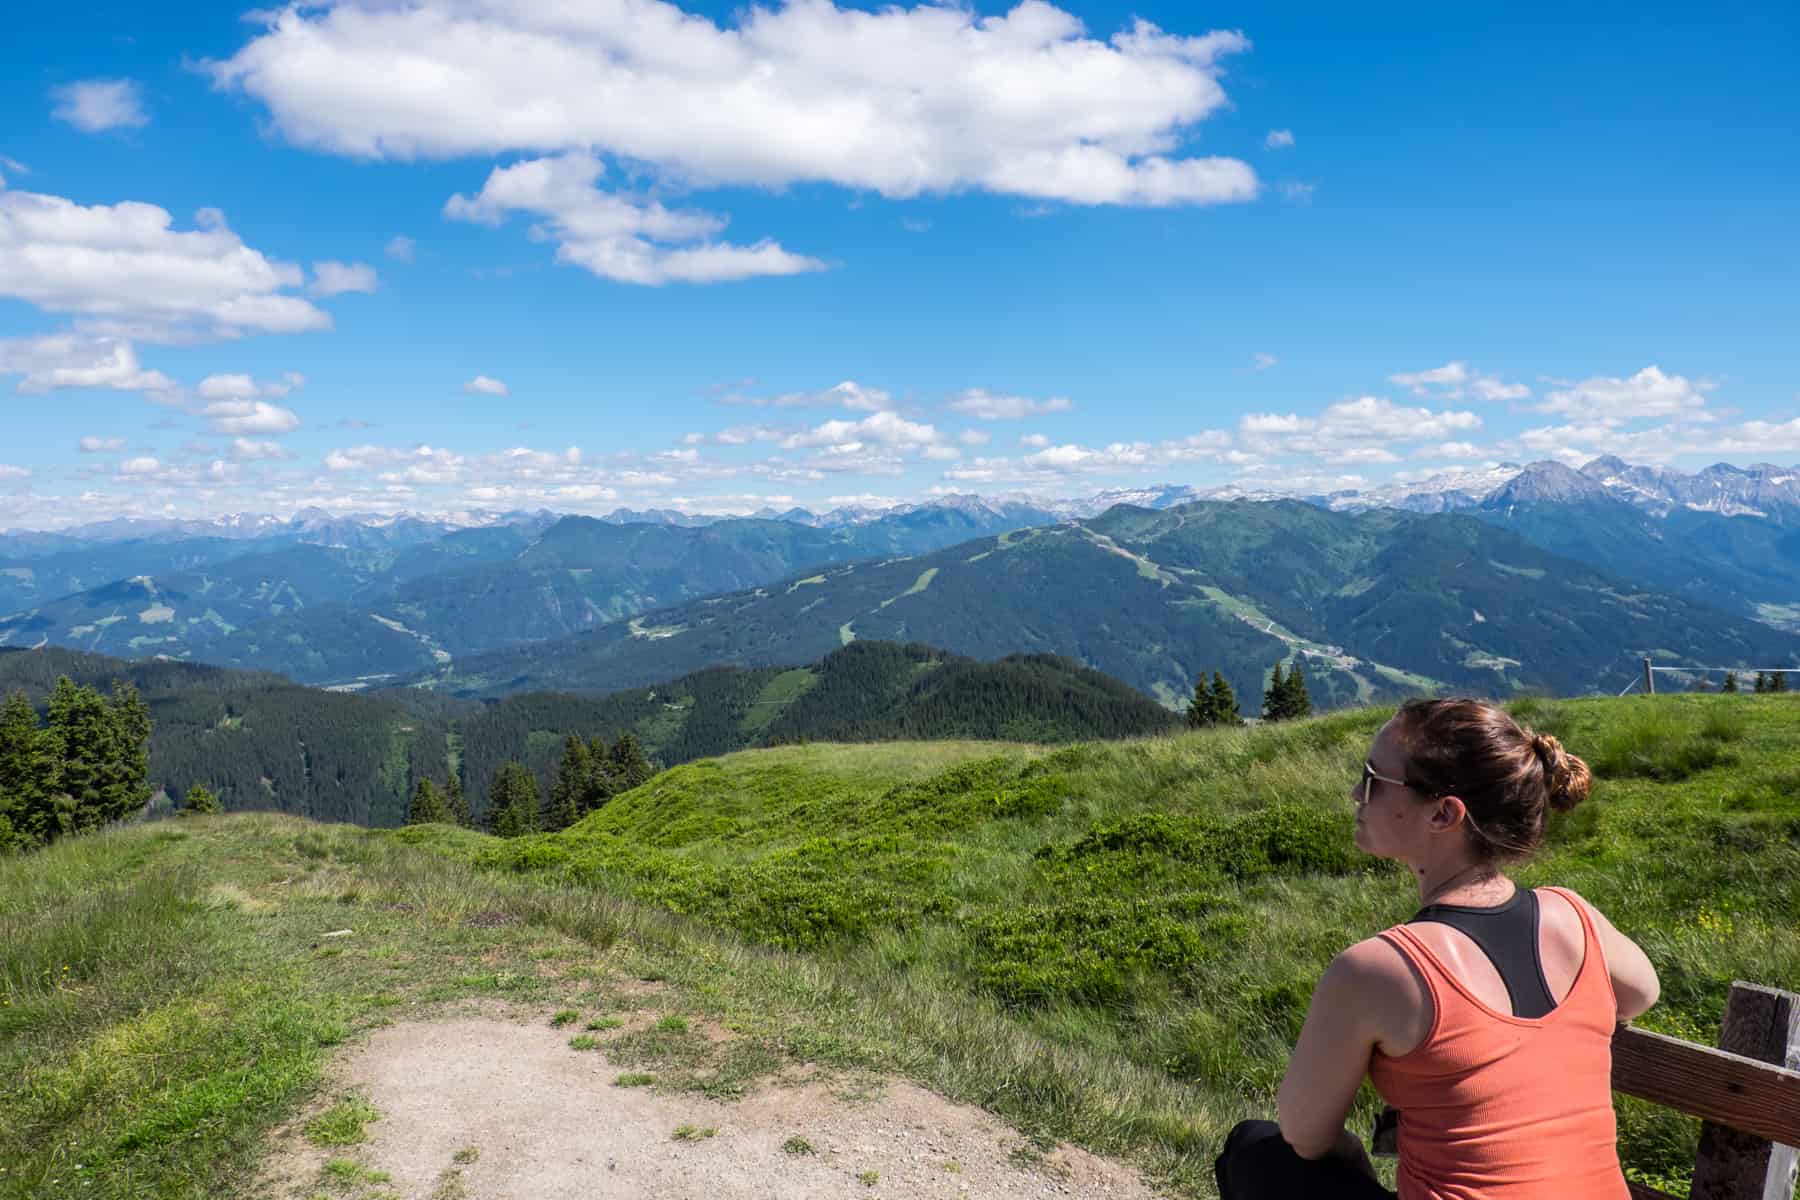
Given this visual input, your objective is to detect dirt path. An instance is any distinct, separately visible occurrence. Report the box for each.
[259,1005,1164,1199]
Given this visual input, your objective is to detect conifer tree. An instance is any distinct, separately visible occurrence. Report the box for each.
[487,761,539,838]
[0,690,58,851]
[181,784,222,816]
[407,778,450,825]
[1186,675,1219,728]
[1285,660,1313,719]
[1754,672,1769,693]
[1722,671,1739,693]
[1263,661,1289,722]
[1209,671,1241,726]
[1775,670,1791,694]
[543,735,589,832]
[608,732,653,791]
[106,682,152,822]
[444,770,471,827]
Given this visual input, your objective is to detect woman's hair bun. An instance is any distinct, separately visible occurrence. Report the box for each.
[1532,732,1592,812]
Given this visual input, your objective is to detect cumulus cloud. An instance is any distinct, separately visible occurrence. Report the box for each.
[1536,366,1711,423]
[0,334,175,395]
[720,380,891,410]
[201,399,302,435]
[1019,433,1051,448]
[0,183,330,341]
[1239,396,1482,462]
[942,431,1233,483]
[1390,360,1529,402]
[116,456,162,476]
[212,2,1259,209]
[197,371,304,399]
[783,410,943,450]
[384,235,416,262]
[77,436,126,453]
[309,260,378,296]
[229,437,290,461]
[463,375,509,396]
[51,79,149,132]
[958,429,991,446]
[0,464,30,480]
[947,389,1073,420]
[446,153,825,285]
[1265,129,1294,149]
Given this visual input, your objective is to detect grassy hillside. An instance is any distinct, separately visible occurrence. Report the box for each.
[417,501,1800,706]
[5,694,1788,1198]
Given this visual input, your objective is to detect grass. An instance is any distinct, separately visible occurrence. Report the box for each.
[304,1096,381,1147]
[782,1135,815,1156]
[671,1123,716,1141]
[1,694,1795,1199]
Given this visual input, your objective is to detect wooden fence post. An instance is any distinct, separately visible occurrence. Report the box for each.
[1690,981,1800,1200]
[1643,658,1656,695]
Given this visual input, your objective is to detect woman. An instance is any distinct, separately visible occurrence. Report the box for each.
[1215,698,1661,1199]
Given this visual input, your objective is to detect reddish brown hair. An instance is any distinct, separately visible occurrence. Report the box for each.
[1392,698,1592,863]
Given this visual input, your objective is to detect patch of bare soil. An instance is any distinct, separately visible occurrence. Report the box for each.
[258,1006,1164,1199]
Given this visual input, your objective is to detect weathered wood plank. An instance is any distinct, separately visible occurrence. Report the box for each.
[1690,982,1799,1200]
[1612,1022,1800,1148]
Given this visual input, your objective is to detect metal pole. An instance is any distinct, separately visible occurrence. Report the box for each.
[1644,657,1655,695]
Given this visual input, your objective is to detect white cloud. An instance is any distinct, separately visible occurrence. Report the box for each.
[229,437,290,461]
[384,235,416,263]
[947,389,1073,420]
[1390,362,1469,391]
[1279,181,1316,202]
[1390,360,1529,402]
[0,183,331,341]
[116,456,162,476]
[720,380,891,410]
[958,429,991,446]
[1252,352,1277,371]
[78,436,126,453]
[51,79,149,132]
[0,334,176,395]
[1019,433,1051,448]
[197,371,304,399]
[0,464,30,480]
[1265,129,1294,149]
[446,152,825,286]
[1239,396,1481,463]
[942,431,1233,483]
[1418,441,1485,459]
[463,375,509,396]
[922,444,960,461]
[213,3,1259,209]
[309,260,378,296]
[783,410,943,450]
[1536,366,1711,422]
[200,399,302,435]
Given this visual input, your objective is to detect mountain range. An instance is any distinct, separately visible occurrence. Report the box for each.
[3,456,1797,700]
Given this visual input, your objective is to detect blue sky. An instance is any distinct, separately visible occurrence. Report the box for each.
[2,0,1796,526]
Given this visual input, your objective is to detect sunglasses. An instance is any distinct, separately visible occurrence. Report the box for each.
[1357,760,1413,806]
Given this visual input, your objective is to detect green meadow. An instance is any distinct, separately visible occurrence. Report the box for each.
[2,694,1796,1198]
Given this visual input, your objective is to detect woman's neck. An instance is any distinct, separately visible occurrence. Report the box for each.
[1413,858,1509,907]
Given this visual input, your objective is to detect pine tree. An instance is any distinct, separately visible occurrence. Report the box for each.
[1209,671,1241,726]
[181,784,222,816]
[1285,660,1313,719]
[1186,675,1218,728]
[608,732,653,791]
[1722,672,1739,693]
[1754,672,1769,693]
[1262,661,1289,722]
[0,690,58,851]
[487,761,539,838]
[543,735,589,832]
[106,682,152,823]
[444,770,471,827]
[407,778,450,825]
[1775,670,1791,694]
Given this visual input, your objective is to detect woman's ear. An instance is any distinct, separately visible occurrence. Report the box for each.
[1430,795,1467,832]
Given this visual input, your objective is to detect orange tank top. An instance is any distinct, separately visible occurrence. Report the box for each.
[1367,886,1629,1200]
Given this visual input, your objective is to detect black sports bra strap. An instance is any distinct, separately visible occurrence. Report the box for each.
[1408,886,1558,1019]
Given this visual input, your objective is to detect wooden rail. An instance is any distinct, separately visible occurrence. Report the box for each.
[1611,981,1799,1200]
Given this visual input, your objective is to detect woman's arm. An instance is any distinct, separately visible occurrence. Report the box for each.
[1565,890,1660,1021]
[1276,938,1400,1160]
